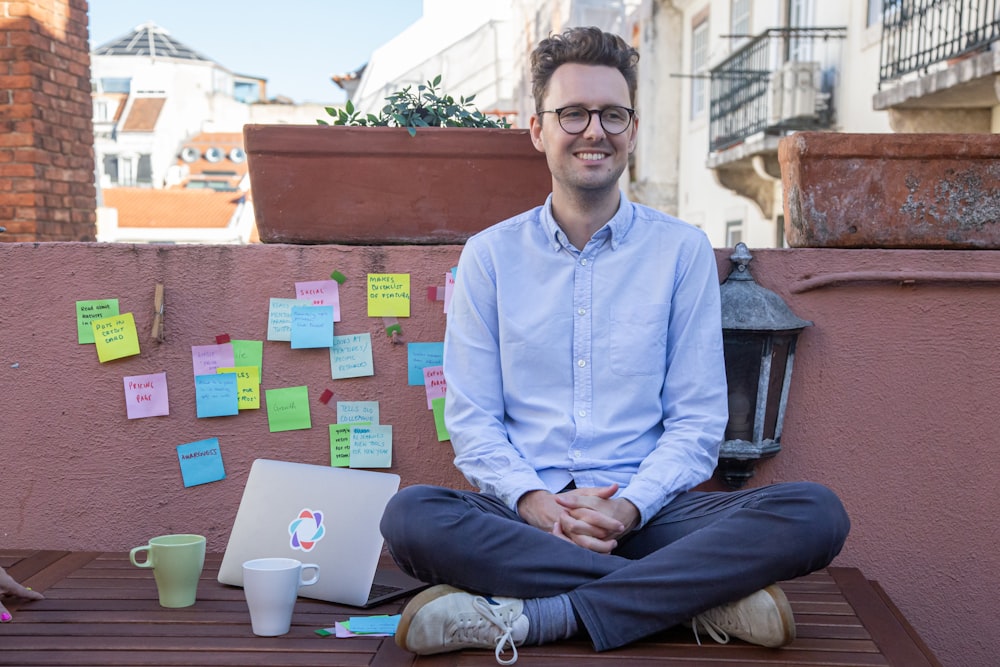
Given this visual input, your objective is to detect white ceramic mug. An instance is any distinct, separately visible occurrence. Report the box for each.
[242,557,320,636]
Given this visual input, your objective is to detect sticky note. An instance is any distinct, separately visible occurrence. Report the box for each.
[330,421,369,467]
[330,333,374,379]
[267,298,312,342]
[407,342,444,385]
[123,371,169,419]
[295,280,341,322]
[336,401,379,425]
[92,313,140,362]
[290,305,334,349]
[348,615,401,634]
[423,366,446,409]
[265,386,312,432]
[76,299,119,344]
[195,373,239,418]
[176,438,225,487]
[443,270,456,314]
[367,273,410,317]
[217,366,260,410]
[192,343,235,377]
[349,425,392,468]
[432,397,450,441]
[231,339,263,378]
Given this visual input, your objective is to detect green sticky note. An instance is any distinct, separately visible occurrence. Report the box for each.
[231,340,263,378]
[92,313,140,362]
[431,397,450,441]
[330,421,369,467]
[367,273,410,317]
[76,299,119,344]
[265,386,312,432]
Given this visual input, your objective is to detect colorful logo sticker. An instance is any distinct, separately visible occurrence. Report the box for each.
[288,508,325,552]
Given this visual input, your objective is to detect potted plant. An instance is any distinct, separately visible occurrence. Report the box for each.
[244,77,551,244]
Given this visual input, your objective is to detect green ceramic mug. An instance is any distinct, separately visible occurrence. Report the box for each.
[129,534,206,608]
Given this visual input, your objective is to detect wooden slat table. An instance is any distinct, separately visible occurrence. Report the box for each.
[0,550,939,667]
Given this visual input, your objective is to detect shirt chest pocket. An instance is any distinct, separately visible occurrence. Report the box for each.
[609,303,670,376]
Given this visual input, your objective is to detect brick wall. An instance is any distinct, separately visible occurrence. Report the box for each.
[0,0,95,241]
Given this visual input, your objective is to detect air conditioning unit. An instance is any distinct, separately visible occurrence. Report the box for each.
[767,61,820,125]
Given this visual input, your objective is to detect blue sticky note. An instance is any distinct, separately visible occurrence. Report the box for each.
[291,305,334,349]
[407,342,444,385]
[349,425,392,468]
[337,401,379,425]
[348,614,401,635]
[330,333,374,379]
[176,438,225,487]
[195,373,239,418]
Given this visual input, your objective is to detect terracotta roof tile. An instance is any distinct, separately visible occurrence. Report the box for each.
[121,97,166,132]
[102,188,245,229]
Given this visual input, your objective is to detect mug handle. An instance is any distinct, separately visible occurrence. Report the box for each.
[129,545,153,568]
[299,563,320,587]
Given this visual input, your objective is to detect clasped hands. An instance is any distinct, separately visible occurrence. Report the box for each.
[517,484,639,554]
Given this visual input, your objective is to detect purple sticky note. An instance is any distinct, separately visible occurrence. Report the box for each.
[123,372,169,419]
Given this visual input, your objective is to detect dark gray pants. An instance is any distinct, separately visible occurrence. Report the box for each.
[380,481,850,651]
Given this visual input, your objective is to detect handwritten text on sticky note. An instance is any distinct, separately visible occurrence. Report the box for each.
[367,274,410,317]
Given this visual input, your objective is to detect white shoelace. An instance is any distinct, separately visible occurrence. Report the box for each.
[466,596,520,665]
[690,613,731,646]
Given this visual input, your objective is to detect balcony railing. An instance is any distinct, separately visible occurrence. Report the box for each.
[880,0,1000,86]
[709,27,845,153]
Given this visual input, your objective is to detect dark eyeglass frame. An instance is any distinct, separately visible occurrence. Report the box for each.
[537,105,636,135]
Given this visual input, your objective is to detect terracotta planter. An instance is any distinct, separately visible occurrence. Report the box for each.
[244,125,552,244]
[779,132,1000,249]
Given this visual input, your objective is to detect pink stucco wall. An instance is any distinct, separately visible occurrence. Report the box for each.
[1,242,994,666]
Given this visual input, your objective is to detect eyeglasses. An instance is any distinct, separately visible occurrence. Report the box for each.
[537,105,635,135]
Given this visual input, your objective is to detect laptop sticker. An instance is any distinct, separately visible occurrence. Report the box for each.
[289,508,326,552]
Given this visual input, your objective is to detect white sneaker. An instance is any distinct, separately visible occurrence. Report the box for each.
[396,584,529,665]
[691,584,796,648]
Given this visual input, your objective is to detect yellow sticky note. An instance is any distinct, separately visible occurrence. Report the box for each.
[218,366,260,410]
[92,313,140,363]
[367,273,410,317]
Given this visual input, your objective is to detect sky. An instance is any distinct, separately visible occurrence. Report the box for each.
[87,0,425,104]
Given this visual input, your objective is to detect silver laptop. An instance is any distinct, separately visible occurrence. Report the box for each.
[218,459,427,607]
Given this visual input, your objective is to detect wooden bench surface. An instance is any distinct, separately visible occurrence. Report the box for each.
[0,550,940,667]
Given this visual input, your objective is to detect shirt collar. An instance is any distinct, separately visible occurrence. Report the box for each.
[540,191,635,252]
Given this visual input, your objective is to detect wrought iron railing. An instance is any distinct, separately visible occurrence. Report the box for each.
[879,0,1000,86]
[709,27,845,153]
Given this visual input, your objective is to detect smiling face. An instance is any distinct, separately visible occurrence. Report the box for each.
[529,63,637,205]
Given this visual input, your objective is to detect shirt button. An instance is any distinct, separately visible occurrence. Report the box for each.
[572,450,583,459]
[578,410,586,417]
[578,308,586,315]
[577,359,586,367]
[580,259,588,266]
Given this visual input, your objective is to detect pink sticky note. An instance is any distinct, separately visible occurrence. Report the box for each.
[295,280,342,322]
[192,343,235,377]
[443,271,455,314]
[423,365,447,409]
[123,372,169,419]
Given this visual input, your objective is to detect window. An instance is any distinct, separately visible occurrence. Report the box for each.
[867,0,901,27]
[103,154,118,185]
[725,220,743,247]
[137,155,152,185]
[99,77,131,94]
[731,0,752,48]
[691,19,710,118]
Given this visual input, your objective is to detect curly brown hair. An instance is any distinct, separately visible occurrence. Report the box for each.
[530,26,639,113]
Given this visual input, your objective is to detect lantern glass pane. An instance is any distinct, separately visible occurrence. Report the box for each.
[762,335,793,440]
[722,335,764,441]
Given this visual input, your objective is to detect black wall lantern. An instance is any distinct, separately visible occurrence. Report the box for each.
[717,243,812,488]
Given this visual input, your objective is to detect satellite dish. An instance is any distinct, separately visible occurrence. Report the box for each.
[229,147,247,163]
[204,147,224,163]
[180,146,199,163]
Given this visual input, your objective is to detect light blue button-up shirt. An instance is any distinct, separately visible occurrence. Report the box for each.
[443,193,728,527]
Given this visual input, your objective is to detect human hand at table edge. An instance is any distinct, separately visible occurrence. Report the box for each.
[0,565,45,622]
